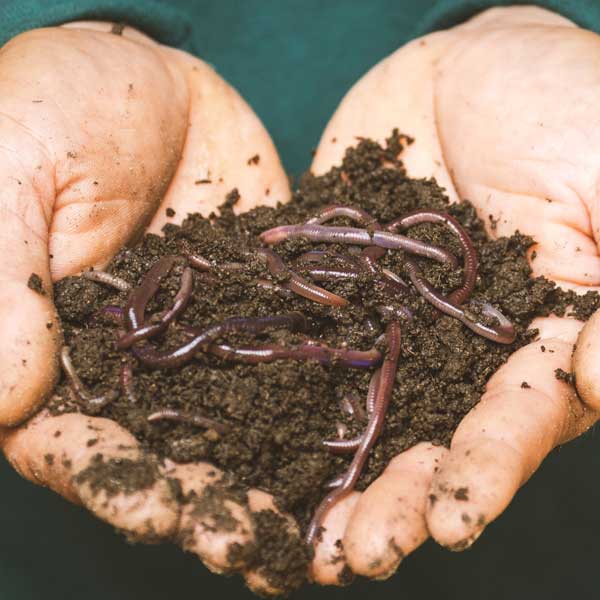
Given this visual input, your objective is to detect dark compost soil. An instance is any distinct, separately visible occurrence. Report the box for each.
[47,132,600,590]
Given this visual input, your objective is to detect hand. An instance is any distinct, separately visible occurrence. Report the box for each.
[0,22,295,594]
[308,6,600,583]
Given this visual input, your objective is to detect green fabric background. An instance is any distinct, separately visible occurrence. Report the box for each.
[1,1,599,598]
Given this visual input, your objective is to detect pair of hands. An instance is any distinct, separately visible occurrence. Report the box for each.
[2,5,600,592]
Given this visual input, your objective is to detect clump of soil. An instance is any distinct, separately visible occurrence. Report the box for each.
[27,273,45,295]
[74,453,159,498]
[48,131,598,590]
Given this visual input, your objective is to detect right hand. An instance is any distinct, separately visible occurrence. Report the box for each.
[0,22,293,594]
[308,5,600,583]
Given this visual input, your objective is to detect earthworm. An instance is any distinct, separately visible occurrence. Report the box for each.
[306,205,380,229]
[188,254,245,272]
[306,321,401,547]
[366,369,381,416]
[294,250,364,282]
[189,253,296,298]
[124,255,178,330]
[295,246,412,318]
[254,278,295,298]
[372,230,458,266]
[133,313,309,369]
[322,435,362,455]
[340,394,366,422]
[296,245,410,307]
[336,421,348,439]
[324,475,344,490]
[60,346,118,412]
[119,359,137,404]
[95,305,125,324]
[387,210,478,305]
[117,267,193,349]
[187,254,213,271]
[381,268,409,290]
[293,251,357,267]
[147,409,229,435]
[323,370,381,454]
[404,259,516,343]
[360,246,386,274]
[256,248,348,307]
[260,224,457,266]
[295,250,412,323]
[357,246,411,298]
[304,266,361,282]
[82,270,131,292]
[205,339,382,368]
[376,304,414,321]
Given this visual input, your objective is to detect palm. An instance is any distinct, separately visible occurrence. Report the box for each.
[308,6,600,581]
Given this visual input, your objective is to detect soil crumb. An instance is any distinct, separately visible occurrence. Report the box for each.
[28,273,45,295]
[74,453,158,498]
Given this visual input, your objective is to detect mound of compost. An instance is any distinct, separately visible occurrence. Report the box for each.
[46,131,599,591]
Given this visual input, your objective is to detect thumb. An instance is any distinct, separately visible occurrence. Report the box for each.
[0,24,190,425]
[0,117,59,425]
[573,309,600,410]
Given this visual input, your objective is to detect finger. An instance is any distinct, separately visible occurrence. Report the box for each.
[573,309,600,410]
[145,48,291,233]
[164,461,255,574]
[311,491,361,586]
[244,490,304,596]
[529,313,586,342]
[3,411,179,539]
[0,27,188,279]
[311,31,459,203]
[0,126,58,424]
[426,318,598,549]
[343,443,447,579]
[457,6,576,30]
[61,21,159,46]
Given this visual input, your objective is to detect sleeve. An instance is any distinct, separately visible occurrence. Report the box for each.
[417,0,600,35]
[0,0,191,49]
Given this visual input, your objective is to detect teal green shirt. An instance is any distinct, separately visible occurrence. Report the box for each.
[1,0,597,174]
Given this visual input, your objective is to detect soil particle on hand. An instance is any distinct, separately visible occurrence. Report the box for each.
[240,510,309,592]
[74,453,159,498]
[27,273,45,295]
[110,23,126,35]
[555,368,576,386]
[454,487,469,501]
[48,131,600,591]
[187,479,247,533]
[337,564,354,586]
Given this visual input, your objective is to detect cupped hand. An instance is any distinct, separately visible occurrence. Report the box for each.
[0,21,294,594]
[309,6,600,583]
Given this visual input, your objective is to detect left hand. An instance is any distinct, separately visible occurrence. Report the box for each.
[309,5,600,583]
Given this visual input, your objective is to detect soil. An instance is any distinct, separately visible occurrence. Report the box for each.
[28,273,45,295]
[47,131,600,591]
